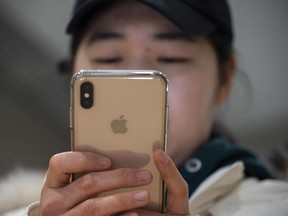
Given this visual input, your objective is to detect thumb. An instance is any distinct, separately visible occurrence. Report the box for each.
[153,149,190,215]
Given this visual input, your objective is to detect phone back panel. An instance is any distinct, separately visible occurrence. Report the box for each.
[71,70,168,212]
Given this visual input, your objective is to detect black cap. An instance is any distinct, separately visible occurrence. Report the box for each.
[66,0,233,42]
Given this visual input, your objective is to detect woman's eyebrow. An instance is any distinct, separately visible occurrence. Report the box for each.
[88,32,124,45]
[153,32,195,42]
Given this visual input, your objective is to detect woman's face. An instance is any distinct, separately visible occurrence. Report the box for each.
[74,1,233,165]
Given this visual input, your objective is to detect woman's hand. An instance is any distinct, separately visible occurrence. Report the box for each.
[39,149,190,216]
[122,149,190,216]
[40,151,153,215]
[155,149,190,215]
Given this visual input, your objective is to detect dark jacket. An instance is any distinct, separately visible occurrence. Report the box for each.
[179,135,274,196]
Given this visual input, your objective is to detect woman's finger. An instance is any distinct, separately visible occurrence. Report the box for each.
[153,149,190,215]
[46,151,111,188]
[66,190,150,216]
[60,168,153,208]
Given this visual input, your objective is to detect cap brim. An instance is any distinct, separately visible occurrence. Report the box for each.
[66,0,115,34]
[139,0,216,36]
[66,0,216,36]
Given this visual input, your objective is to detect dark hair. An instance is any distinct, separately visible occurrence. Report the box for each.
[68,3,110,72]
[207,31,234,87]
[69,20,89,70]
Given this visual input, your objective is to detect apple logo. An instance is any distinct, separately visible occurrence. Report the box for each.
[111,115,128,134]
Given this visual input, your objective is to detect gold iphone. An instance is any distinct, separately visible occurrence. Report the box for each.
[70,70,168,212]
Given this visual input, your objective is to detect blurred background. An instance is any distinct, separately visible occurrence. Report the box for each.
[0,0,287,178]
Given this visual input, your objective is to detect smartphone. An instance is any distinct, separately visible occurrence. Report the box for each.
[70,70,168,212]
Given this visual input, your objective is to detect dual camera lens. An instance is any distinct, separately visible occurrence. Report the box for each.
[80,82,93,109]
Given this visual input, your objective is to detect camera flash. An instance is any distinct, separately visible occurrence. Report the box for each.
[84,93,90,98]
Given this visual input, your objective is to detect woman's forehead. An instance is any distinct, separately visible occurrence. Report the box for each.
[85,1,183,36]
[81,2,202,50]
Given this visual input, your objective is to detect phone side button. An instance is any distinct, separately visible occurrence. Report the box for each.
[165,104,169,133]
[69,107,72,129]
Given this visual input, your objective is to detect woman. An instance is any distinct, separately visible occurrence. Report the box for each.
[9,0,288,215]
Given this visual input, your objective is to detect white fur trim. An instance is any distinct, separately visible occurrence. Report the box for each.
[0,169,45,214]
[189,161,244,214]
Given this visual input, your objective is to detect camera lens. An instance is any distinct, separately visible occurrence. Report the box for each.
[80,82,93,109]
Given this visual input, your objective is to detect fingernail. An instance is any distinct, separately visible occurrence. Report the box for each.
[159,150,169,163]
[136,171,151,182]
[100,157,111,168]
[133,190,148,203]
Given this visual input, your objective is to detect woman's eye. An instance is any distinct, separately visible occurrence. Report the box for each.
[157,57,190,63]
[92,57,122,64]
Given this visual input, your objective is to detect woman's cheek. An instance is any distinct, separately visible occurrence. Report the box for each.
[166,74,217,159]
